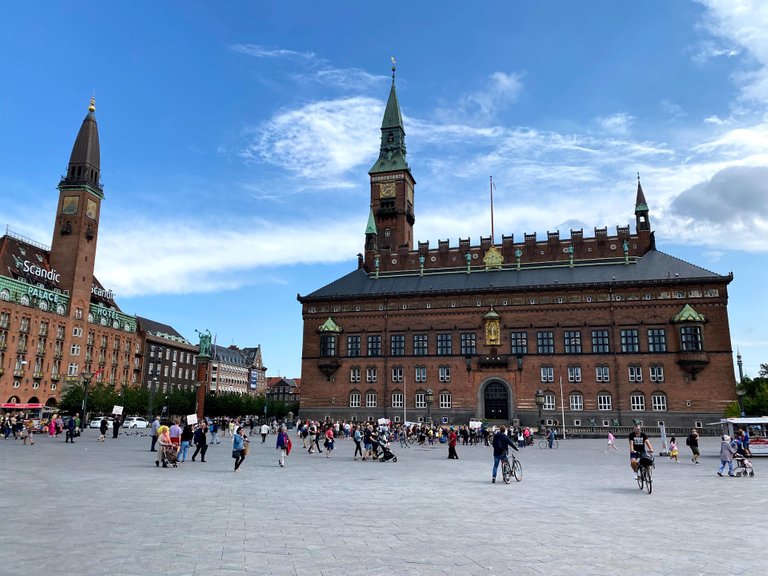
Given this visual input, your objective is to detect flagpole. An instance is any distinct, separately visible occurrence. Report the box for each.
[403,375,407,425]
[490,176,495,245]
[559,376,567,440]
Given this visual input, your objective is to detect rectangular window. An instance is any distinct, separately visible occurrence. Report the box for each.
[649,364,664,383]
[438,366,451,382]
[437,334,452,356]
[367,335,382,357]
[537,331,555,354]
[347,335,361,357]
[630,394,645,411]
[567,366,582,383]
[680,326,703,352]
[366,367,377,383]
[391,366,403,383]
[391,392,403,408]
[366,391,377,408]
[540,366,554,383]
[564,331,582,354]
[591,330,610,353]
[597,394,612,411]
[320,335,337,357]
[439,392,452,409]
[67,363,78,376]
[414,334,428,356]
[510,331,528,356]
[390,335,405,356]
[543,393,555,411]
[350,367,361,383]
[349,392,361,408]
[415,392,426,409]
[621,329,640,353]
[415,366,426,383]
[570,394,584,411]
[628,365,643,383]
[460,333,477,356]
[72,326,83,337]
[595,365,610,383]
[647,329,667,353]
[651,394,667,412]
[70,344,80,356]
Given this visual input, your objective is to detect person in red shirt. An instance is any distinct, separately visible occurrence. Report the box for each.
[447,426,459,459]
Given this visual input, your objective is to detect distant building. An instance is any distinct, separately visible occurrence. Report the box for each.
[297,68,737,429]
[266,377,300,404]
[209,344,266,395]
[136,316,197,394]
[0,99,138,409]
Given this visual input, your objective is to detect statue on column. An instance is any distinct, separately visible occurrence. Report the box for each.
[196,329,212,358]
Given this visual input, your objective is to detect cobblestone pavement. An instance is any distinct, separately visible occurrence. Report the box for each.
[1,429,766,575]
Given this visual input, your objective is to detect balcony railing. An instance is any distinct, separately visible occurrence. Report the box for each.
[33,371,44,379]
[51,373,61,381]
[16,345,27,353]
[13,369,25,377]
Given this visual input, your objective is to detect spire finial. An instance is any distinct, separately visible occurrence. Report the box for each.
[637,171,640,184]
[391,56,396,82]
[89,94,96,113]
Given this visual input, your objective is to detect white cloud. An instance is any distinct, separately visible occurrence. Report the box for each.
[596,113,634,136]
[240,97,382,179]
[435,71,523,125]
[230,44,317,62]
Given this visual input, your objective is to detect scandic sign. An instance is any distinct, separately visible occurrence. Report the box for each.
[1,403,44,409]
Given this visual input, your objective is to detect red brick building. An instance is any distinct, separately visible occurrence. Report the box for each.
[297,71,737,429]
[0,100,139,410]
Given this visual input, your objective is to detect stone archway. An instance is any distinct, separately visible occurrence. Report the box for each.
[476,378,514,421]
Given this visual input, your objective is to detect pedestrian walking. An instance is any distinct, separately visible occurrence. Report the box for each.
[232,427,248,472]
[65,414,78,443]
[191,421,208,462]
[717,435,737,477]
[353,425,363,460]
[98,417,109,442]
[606,430,619,452]
[686,428,701,464]
[112,416,120,439]
[668,437,679,462]
[179,421,193,463]
[150,416,160,451]
[210,420,220,444]
[447,426,459,459]
[260,422,269,443]
[324,426,334,458]
[276,426,291,467]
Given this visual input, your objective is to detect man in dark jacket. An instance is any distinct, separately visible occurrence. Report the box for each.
[191,422,208,462]
[66,413,78,443]
[491,425,519,483]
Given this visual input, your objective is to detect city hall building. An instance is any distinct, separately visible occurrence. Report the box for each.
[0,100,138,409]
[297,70,737,429]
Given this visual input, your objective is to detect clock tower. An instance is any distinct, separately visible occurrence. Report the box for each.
[49,98,103,314]
[368,61,415,253]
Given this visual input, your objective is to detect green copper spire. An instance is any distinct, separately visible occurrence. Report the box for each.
[365,207,377,235]
[369,58,409,174]
[672,303,706,323]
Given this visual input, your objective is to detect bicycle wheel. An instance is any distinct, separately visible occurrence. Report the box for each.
[552,441,559,450]
[636,466,644,490]
[538,440,547,449]
[644,465,653,494]
[511,458,522,482]
[502,459,512,484]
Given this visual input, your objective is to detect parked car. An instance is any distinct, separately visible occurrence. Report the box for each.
[89,416,113,429]
[122,417,149,429]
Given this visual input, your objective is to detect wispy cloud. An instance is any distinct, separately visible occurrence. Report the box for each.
[435,71,524,125]
[230,44,317,62]
[595,113,634,136]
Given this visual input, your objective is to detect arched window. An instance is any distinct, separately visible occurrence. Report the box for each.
[597,392,612,411]
[651,392,667,412]
[439,390,452,409]
[569,392,584,411]
[630,392,645,411]
[349,390,360,408]
[365,389,377,408]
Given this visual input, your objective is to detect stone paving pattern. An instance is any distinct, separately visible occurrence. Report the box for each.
[1,429,766,575]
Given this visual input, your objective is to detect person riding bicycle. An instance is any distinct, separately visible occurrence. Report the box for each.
[491,425,519,483]
[628,425,654,479]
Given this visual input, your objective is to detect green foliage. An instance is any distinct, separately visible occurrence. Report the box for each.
[201,392,296,420]
[740,375,768,416]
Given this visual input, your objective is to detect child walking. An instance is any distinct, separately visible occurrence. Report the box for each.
[606,430,619,452]
[668,436,679,462]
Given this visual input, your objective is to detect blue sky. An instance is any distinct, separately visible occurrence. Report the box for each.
[1,1,767,379]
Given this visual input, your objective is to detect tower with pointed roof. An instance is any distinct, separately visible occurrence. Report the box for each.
[49,98,104,313]
[366,60,416,263]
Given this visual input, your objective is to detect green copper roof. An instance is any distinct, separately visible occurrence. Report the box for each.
[365,208,377,235]
[484,307,500,319]
[672,303,706,323]
[369,78,410,175]
[318,317,343,333]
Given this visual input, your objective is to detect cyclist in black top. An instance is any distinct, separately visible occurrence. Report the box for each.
[628,425,653,479]
[491,425,519,483]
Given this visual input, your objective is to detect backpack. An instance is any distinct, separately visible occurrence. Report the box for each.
[685,436,691,446]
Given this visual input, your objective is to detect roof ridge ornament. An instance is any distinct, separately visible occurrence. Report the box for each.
[89,95,96,113]
[391,56,396,83]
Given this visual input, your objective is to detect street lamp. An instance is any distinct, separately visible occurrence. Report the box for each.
[425,388,434,426]
[535,388,545,432]
[147,377,158,418]
[736,386,747,417]
[81,370,94,429]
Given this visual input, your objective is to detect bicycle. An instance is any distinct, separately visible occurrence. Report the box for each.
[501,451,523,484]
[636,452,654,494]
[538,439,559,450]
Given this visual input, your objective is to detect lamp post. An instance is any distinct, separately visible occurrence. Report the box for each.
[736,386,746,417]
[425,388,434,426]
[535,388,545,432]
[81,370,94,430]
[147,377,158,418]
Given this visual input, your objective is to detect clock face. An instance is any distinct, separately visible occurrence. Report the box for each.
[86,199,97,220]
[407,183,414,204]
[62,196,79,215]
[379,182,396,198]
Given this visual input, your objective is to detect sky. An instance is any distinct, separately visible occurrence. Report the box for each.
[1,1,767,380]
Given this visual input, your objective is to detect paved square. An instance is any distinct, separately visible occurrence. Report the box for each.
[2,430,766,575]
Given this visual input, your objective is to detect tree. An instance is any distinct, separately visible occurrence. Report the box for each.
[740,374,768,416]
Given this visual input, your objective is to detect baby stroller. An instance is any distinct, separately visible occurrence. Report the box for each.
[377,439,397,462]
[733,454,755,477]
[161,444,179,468]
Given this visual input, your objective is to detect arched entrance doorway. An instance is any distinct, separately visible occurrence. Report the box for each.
[484,381,509,420]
